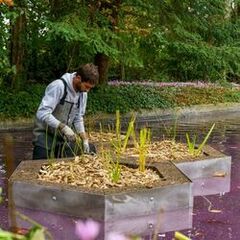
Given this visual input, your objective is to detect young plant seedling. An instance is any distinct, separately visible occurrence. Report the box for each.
[186,123,215,156]
[138,127,151,172]
[109,110,138,182]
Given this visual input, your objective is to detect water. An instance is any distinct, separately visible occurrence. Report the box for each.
[1,118,240,239]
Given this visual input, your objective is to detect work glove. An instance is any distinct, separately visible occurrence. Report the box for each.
[60,125,76,142]
[83,139,90,153]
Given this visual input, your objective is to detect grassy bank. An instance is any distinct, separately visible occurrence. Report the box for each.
[1,83,240,120]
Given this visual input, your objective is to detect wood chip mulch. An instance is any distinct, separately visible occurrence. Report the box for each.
[38,155,160,190]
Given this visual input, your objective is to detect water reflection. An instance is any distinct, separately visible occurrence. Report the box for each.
[1,117,240,239]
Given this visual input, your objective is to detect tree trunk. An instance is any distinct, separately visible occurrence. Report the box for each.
[10,3,26,89]
[91,0,121,84]
[94,53,110,84]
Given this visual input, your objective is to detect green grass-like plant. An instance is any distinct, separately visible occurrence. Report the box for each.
[138,127,151,172]
[122,114,137,151]
[108,110,138,182]
[186,123,215,156]
[110,156,122,183]
[45,124,85,161]
[109,110,123,183]
[162,114,178,141]
[0,187,2,204]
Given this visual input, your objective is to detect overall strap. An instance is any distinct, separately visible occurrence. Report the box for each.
[60,78,67,105]
[77,94,81,108]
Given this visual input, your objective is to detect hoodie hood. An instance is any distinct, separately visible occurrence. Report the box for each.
[60,72,77,95]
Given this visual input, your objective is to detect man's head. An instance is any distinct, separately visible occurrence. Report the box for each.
[73,63,99,92]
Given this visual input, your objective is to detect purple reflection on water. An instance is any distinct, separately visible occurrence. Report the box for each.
[0,122,240,239]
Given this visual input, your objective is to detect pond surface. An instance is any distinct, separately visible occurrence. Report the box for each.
[0,118,240,240]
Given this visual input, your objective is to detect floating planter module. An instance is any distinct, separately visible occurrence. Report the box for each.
[120,140,231,196]
[172,145,231,196]
[9,157,193,239]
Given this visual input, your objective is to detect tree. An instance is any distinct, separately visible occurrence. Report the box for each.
[9,0,27,89]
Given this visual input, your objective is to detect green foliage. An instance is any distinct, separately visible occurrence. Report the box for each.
[0,226,46,240]
[0,84,45,119]
[0,4,17,85]
[0,187,2,204]
[122,114,137,151]
[186,123,215,156]
[2,83,240,120]
[87,84,172,114]
[109,110,122,183]
[138,127,151,172]
[24,226,45,240]
[1,0,240,84]
[162,114,178,141]
[161,1,240,82]
[108,111,137,182]
[109,157,122,183]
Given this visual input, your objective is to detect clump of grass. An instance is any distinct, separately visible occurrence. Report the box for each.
[108,110,123,183]
[138,127,151,172]
[45,125,83,162]
[108,110,137,182]
[186,123,215,156]
[0,187,2,204]
[162,114,178,141]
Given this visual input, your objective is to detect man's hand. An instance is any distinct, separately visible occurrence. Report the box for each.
[83,139,90,153]
[60,125,76,141]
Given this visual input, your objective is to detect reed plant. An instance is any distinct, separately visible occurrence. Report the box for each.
[109,110,123,182]
[110,155,122,183]
[0,187,2,204]
[45,125,83,161]
[186,123,215,156]
[162,114,178,141]
[138,127,151,172]
[122,114,138,151]
[107,110,138,182]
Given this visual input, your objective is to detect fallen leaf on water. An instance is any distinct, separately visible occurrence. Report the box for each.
[194,231,205,237]
[207,219,228,224]
[213,171,226,177]
[202,196,222,214]
[208,209,222,213]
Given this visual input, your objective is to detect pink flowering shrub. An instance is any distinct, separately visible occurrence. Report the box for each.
[108,80,218,89]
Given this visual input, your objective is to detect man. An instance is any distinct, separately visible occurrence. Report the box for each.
[32,63,99,160]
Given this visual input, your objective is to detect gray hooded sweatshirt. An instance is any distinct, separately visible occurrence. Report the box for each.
[33,72,87,149]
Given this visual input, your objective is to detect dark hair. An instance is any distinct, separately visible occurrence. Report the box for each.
[76,63,99,85]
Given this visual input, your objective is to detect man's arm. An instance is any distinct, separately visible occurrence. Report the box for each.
[73,93,90,152]
[73,92,88,135]
[36,80,64,129]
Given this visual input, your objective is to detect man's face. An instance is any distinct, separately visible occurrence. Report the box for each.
[75,76,95,92]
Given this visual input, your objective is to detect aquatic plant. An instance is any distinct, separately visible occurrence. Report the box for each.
[45,124,86,161]
[174,231,191,240]
[105,110,152,174]
[0,225,46,239]
[103,150,122,183]
[122,114,137,151]
[108,110,123,182]
[0,187,2,204]
[0,211,50,240]
[108,110,137,182]
[162,114,178,141]
[186,123,215,156]
[138,127,151,172]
